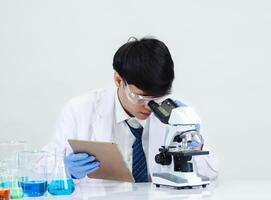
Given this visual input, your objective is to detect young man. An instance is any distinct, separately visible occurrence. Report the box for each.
[43,37,219,182]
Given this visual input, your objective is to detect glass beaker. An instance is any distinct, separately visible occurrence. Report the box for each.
[18,150,49,197]
[0,141,26,199]
[47,150,75,196]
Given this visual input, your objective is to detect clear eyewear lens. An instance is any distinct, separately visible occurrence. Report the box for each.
[124,82,164,105]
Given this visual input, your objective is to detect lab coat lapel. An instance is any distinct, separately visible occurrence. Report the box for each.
[92,86,116,142]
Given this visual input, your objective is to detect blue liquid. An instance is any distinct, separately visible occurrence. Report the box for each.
[19,181,48,197]
[48,179,74,196]
[0,181,11,188]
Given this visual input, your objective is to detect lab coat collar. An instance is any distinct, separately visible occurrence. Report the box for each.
[95,85,116,119]
[115,88,131,124]
[92,85,116,142]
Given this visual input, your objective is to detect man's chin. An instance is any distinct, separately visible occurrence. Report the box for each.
[136,112,151,120]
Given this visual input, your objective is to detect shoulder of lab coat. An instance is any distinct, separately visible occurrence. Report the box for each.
[43,85,116,155]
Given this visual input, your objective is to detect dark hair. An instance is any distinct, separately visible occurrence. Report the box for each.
[113,37,174,97]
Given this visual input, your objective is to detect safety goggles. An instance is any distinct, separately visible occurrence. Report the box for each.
[123,80,164,105]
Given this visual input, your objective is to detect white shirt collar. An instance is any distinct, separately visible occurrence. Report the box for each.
[114,88,147,128]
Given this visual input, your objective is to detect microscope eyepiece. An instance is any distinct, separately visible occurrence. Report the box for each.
[148,99,177,124]
[148,100,159,110]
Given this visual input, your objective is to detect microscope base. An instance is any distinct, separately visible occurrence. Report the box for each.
[152,172,210,189]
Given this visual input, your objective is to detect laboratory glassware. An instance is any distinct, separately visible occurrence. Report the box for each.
[47,150,75,196]
[0,141,26,199]
[18,150,49,197]
[0,188,10,200]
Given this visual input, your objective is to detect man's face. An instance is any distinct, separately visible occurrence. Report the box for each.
[114,72,165,120]
[118,82,153,120]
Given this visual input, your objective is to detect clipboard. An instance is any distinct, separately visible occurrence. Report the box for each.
[68,139,134,182]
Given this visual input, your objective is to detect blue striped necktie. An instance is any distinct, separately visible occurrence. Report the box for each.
[125,120,148,182]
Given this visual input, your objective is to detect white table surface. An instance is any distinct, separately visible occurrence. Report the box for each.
[24,179,271,200]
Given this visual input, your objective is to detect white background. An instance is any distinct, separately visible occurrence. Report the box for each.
[0,0,270,181]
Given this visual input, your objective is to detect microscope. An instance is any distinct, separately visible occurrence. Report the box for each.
[148,99,210,189]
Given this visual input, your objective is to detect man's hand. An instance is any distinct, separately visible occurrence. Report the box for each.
[189,135,204,150]
[64,153,100,179]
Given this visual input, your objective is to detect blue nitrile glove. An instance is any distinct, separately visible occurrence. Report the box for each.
[174,99,188,107]
[64,153,100,179]
[174,100,204,148]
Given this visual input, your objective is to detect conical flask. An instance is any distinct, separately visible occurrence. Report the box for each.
[48,150,75,196]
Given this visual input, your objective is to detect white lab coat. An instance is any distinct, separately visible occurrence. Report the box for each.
[43,86,219,180]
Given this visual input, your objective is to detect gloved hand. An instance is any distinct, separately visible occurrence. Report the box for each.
[174,99,204,149]
[188,132,204,149]
[64,153,100,179]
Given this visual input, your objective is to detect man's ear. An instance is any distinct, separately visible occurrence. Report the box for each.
[114,71,122,88]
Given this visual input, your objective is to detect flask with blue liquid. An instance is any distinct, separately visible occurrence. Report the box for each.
[18,150,49,197]
[48,149,75,196]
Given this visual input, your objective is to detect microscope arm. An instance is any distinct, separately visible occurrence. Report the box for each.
[164,125,198,147]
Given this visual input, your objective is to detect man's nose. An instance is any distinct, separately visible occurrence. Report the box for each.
[143,102,152,111]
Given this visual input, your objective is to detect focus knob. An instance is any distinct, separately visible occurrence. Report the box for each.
[155,153,172,165]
